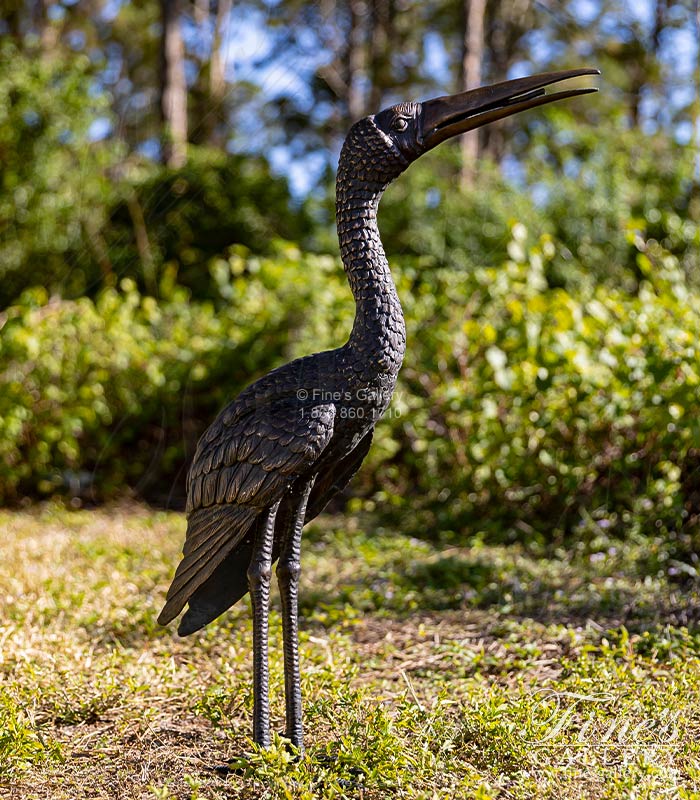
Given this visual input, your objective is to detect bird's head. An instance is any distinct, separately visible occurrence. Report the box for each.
[339,69,599,188]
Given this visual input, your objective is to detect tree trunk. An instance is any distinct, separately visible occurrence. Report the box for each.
[461,0,486,186]
[346,0,367,122]
[208,0,232,145]
[193,0,209,27]
[694,0,700,181]
[369,0,393,113]
[126,192,157,295]
[32,0,57,50]
[160,0,188,168]
[484,0,531,162]
[211,0,233,98]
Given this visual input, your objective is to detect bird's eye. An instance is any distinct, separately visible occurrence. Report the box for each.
[392,117,408,132]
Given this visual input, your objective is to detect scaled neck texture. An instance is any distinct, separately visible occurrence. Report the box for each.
[335,117,408,376]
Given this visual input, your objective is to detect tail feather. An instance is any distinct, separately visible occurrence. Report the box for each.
[157,504,258,626]
[176,536,283,636]
[170,517,246,588]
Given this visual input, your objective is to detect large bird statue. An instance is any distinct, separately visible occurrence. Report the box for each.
[158,69,599,752]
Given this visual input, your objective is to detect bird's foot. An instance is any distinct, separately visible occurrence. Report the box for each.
[310,748,365,792]
[278,732,304,760]
[211,756,249,777]
[211,735,303,777]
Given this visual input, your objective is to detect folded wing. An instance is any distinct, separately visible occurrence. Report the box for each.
[158,398,336,627]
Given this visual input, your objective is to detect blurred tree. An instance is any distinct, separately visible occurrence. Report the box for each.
[0,41,121,306]
[189,0,233,147]
[159,0,188,166]
[533,0,693,134]
[480,0,535,160]
[523,108,699,290]
[260,0,437,153]
[1,0,699,303]
[428,0,535,166]
[104,149,314,299]
[460,0,486,184]
[508,0,700,288]
[5,0,240,156]
[376,148,546,272]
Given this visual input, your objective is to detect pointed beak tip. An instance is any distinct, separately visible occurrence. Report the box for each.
[420,67,600,150]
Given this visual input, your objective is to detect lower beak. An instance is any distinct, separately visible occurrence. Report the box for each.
[419,68,600,151]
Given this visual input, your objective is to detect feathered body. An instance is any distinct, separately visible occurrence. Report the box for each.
[157,69,598,750]
[158,117,409,635]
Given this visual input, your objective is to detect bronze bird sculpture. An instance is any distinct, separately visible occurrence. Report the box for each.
[158,69,599,752]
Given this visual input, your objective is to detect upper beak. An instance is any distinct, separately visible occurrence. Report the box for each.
[418,68,600,151]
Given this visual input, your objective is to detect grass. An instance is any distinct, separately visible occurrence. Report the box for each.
[0,504,699,799]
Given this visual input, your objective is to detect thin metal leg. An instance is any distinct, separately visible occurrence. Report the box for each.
[247,501,280,747]
[276,483,312,752]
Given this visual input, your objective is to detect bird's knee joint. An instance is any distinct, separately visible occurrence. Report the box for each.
[276,560,301,584]
[247,561,272,586]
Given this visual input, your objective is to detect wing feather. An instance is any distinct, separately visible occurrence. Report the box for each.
[159,398,336,630]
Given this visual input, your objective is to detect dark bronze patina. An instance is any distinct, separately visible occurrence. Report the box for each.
[158,69,599,753]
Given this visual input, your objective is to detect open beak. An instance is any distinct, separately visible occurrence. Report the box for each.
[419,68,600,151]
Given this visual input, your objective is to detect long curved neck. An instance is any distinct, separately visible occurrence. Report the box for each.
[336,120,407,376]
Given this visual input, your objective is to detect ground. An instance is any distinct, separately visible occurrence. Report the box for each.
[0,504,699,799]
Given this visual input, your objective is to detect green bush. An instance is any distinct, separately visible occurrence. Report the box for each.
[0,245,347,503]
[0,41,310,307]
[371,224,700,546]
[522,110,700,291]
[105,149,314,300]
[1,235,698,551]
[0,41,121,306]
[373,151,546,275]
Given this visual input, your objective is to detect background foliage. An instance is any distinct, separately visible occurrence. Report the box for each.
[1,0,699,556]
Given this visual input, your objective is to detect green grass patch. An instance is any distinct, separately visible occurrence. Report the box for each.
[0,504,698,798]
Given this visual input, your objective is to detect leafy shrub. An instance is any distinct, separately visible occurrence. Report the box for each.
[0,246,347,503]
[371,225,700,546]
[0,42,309,307]
[381,153,544,272]
[1,234,698,551]
[105,149,314,300]
[522,110,700,291]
